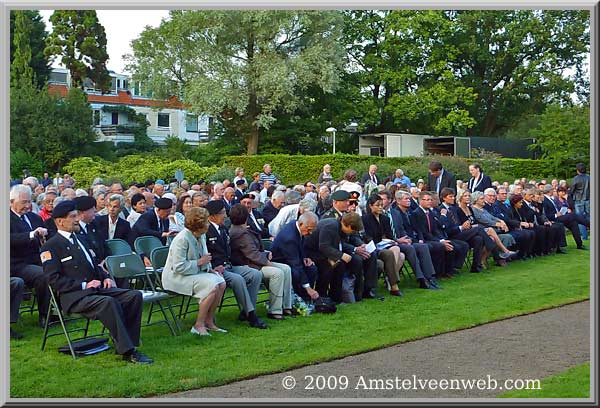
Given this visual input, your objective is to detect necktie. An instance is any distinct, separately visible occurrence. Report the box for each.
[371,175,375,183]
[436,176,442,195]
[21,214,31,231]
[426,211,432,233]
[80,224,87,235]
[157,218,163,233]
[385,210,396,239]
[71,234,94,268]
[448,206,458,224]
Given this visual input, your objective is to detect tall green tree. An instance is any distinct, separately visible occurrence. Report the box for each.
[11,84,98,170]
[444,10,589,136]
[528,104,589,177]
[10,10,35,88]
[343,10,478,136]
[126,10,345,155]
[44,10,111,92]
[10,10,51,89]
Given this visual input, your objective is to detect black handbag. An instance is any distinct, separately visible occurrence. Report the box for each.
[58,337,110,356]
[314,297,337,314]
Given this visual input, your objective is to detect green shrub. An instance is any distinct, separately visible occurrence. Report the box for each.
[63,156,110,187]
[10,149,45,180]
[223,154,560,185]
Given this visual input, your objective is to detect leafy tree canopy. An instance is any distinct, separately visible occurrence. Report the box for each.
[125,10,345,154]
[45,10,111,92]
[10,10,51,89]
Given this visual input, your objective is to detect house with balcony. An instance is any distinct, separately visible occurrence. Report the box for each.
[47,68,212,146]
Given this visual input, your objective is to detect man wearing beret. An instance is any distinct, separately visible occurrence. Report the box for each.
[320,190,350,220]
[204,200,268,329]
[128,197,176,247]
[234,179,247,202]
[40,201,153,364]
[73,196,105,266]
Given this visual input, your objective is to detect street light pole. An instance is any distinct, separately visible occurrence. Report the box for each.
[326,127,337,154]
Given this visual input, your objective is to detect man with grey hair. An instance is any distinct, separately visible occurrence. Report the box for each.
[23,177,41,213]
[10,184,51,327]
[269,198,317,238]
[262,189,284,227]
[271,211,320,301]
[61,187,76,200]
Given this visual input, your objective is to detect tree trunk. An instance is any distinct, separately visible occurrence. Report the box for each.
[246,126,260,155]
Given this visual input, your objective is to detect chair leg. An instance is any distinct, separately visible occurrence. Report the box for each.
[165,298,182,334]
[155,301,177,336]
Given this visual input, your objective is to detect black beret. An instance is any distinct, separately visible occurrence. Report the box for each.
[331,190,350,201]
[240,193,257,201]
[206,200,225,215]
[144,179,155,187]
[73,196,97,211]
[53,200,76,218]
[155,197,173,209]
[235,179,246,185]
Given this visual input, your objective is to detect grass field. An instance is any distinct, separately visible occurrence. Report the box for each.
[498,363,591,398]
[10,237,590,398]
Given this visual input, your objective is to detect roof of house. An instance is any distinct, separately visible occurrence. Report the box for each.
[47,84,188,109]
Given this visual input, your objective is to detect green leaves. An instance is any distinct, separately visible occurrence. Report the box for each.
[45,10,111,92]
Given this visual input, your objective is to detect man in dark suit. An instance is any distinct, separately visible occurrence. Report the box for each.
[427,161,457,196]
[234,179,246,202]
[467,163,493,193]
[10,184,51,327]
[381,190,440,290]
[520,190,563,255]
[410,190,468,277]
[11,277,25,339]
[73,196,106,266]
[271,212,320,302]
[542,185,587,250]
[221,187,237,216]
[393,190,447,279]
[261,190,284,228]
[239,193,269,238]
[304,213,365,303]
[437,187,498,272]
[128,197,175,247]
[94,194,131,243]
[205,200,268,329]
[485,187,535,259]
[360,164,381,186]
[40,201,153,364]
[320,190,350,220]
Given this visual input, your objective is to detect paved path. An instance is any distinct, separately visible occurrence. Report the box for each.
[162,301,590,399]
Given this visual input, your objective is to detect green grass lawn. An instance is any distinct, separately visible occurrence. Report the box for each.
[498,363,590,398]
[10,237,590,398]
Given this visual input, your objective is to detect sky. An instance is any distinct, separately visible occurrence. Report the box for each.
[39,10,171,74]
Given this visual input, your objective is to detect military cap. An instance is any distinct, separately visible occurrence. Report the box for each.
[73,196,97,211]
[53,200,76,218]
[331,190,350,201]
[155,197,173,209]
[206,200,225,215]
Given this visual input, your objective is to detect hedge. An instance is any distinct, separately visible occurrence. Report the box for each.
[223,154,564,185]
[63,155,221,188]
[63,153,570,189]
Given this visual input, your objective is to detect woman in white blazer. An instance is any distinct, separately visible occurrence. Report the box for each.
[162,207,227,336]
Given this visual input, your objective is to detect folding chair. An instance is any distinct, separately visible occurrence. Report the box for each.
[41,285,105,360]
[105,253,180,336]
[464,247,474,270]
[147,246,183,330]
[105,238,134,256]
[134,236,164,259]
[19,286,37,316]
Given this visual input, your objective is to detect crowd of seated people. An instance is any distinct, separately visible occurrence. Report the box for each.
[9,161,589,358]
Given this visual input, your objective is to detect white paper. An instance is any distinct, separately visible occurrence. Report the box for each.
[559,207,568,215]
[365,240,376,254]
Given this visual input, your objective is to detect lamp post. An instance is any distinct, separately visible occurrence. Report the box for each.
[326,127,337,154]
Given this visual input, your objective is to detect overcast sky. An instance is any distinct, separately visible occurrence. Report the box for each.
[39,10,171,74]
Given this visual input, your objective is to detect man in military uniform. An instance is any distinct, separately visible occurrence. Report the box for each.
[320,190,350,220]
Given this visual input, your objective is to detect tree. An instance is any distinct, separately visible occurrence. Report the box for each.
[10,10,51,89]
[10,84,98,170]
[444,10,589,136]
[342,10,478,136]
[126,10,345,154]
[44,10,111,92]
[10,10,35,88]
[528,104,589,177]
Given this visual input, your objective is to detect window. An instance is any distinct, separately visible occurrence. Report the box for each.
[158,113,170,128]
[186,115,198,132]
[93,110,101,126]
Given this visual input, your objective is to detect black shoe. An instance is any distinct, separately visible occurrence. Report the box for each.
[123,349,153,364]
[389,289,403,296]
[283,309,296,318]
[249,318,268,329]
[427,279,442,289]
[10,328,24,340]
[577,245,587,250]
[238,312,248,322]
[556,248,567,254]
[470,265,483,273]
[418,278,429,289]
[362,290,377,299]
[267,313,285,320]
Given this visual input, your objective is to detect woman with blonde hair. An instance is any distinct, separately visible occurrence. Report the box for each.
[162,207,227,336]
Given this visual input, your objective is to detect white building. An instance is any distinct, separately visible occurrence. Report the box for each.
[48,68,212,146]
